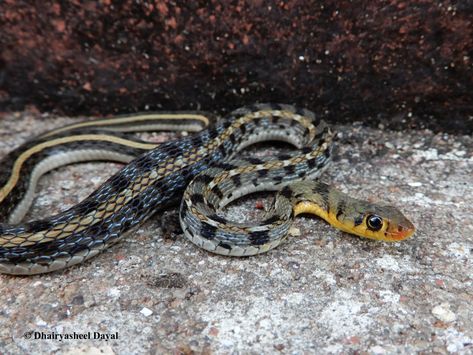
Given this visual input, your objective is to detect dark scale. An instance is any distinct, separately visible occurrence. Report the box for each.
[215,162,238,171]
[257,169,269,178]
[247,157,264,165]
[354,215,364,227]
[211,186,224,199]
[179,202,188,222]
[336,199,346,220]
[284,165,296,175]
[200,222,218,240]
[280,186,294,199]
[248,230,271,246]
[301,147,312,154]
[218,242,232,250]
[306,158,318,169]
[24,220,54,233]
[190,194,205,205]
[231,174,242,186]
[277,154,292,161]
[194,173,213,185]
[262,215,280,225]
[209,214,227,224]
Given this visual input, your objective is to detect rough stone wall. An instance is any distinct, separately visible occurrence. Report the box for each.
[1,1,472,132]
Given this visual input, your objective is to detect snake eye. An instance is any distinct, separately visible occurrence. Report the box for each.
[366,214,383,231]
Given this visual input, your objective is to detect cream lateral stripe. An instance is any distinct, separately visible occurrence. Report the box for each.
[41,114,210,138]
[0,134,159,201]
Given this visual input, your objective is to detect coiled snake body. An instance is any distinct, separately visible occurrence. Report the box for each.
[0,104,415,275]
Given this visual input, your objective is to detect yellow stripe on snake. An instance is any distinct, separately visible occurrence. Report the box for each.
[0,104,415,275]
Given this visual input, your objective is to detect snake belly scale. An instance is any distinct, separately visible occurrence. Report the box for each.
[0,104,415,275]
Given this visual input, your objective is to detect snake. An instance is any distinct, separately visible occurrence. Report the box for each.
[0,104,415,275]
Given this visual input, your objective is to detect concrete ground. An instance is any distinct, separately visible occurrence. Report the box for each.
[0,110,471,354]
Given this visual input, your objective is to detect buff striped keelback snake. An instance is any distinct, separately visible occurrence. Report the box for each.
[0,104,415,275]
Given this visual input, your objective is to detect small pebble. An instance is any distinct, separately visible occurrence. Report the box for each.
[107,287,121,298]
[289,227,301,237]
[140,307,153,317]
[408,182,422,187]
[61,181,74,190]
[432,303,456,322]
[370,345,386,354]
[255,200,265,209]
[36,318,47,327]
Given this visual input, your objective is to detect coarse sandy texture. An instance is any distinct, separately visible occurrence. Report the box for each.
[0,110,472,354]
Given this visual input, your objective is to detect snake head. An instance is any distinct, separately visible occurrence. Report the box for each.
[349,204,416,241]
[290,181,415,242]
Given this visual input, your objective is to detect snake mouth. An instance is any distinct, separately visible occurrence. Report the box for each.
[385,222,416,241]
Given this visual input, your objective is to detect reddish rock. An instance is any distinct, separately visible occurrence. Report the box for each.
[0,1,472,132]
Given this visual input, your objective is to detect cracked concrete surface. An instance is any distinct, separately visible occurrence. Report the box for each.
[0,110,472,354]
